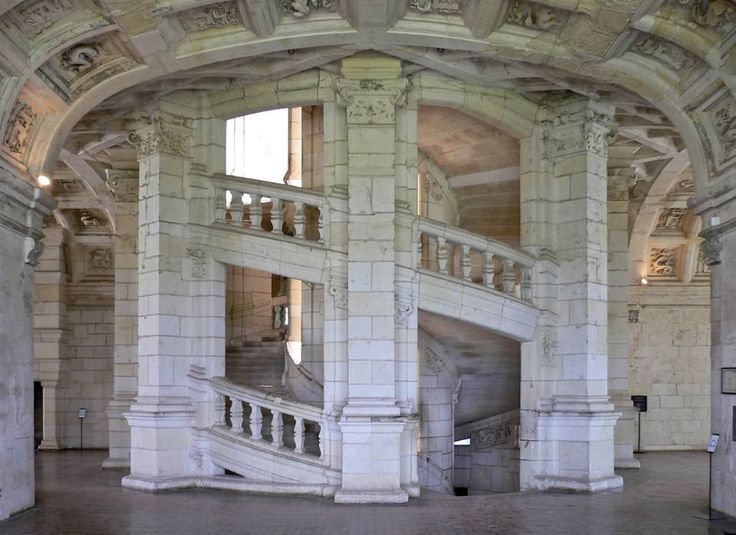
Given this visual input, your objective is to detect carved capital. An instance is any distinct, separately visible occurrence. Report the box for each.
[334,78,410,124]
[127,113,192,158]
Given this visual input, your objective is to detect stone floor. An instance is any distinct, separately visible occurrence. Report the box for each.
[3,450,736,534]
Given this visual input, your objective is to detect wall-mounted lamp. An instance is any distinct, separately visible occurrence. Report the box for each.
[640,277,648,285]
[37,174,51,187]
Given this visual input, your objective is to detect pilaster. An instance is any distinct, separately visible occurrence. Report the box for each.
[103,170,139,469]
[332,54,413,503]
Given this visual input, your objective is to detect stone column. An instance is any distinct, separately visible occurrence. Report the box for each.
[122,107,226,489]
[332,54,412,503]
[607,170,639,469]
[519,98,622,492]
[103,170,139,469]
[33,226,69,450]
[0,168,52,520]
[696,195,736,516]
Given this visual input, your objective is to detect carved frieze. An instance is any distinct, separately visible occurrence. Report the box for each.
[3,102,36,159]
[281,0,335,18]
[408,0,464,14]
[177,3,241,31]
[633,35,694,72]
[506,0,565,31]
[649,247,677,277]
[20,0,72,36]
[653,208,688,234]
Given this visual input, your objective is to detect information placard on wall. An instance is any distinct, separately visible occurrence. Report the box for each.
[707,434,719,453]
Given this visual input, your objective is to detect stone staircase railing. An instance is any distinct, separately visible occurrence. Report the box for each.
[212,174,324,243]
[190,367,330,464]
[418,218,535,302]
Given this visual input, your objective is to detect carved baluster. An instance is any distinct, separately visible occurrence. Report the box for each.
[215,188,226,223]
[230,399,244,434]
[502,258,516,294]
[437,236,449,275]
[271,410,284,448]
[317,207,324,244]
[482,251,495,288]
[214,393,226,427]
[294,416,305,454]
[271,197,283,235]
[521,267,532,301]
[461,244,472,282]
[249,403,263,440]
[317,422,324,460]
[293,202,305,239]
[250,194,263,230]
[231,192,243,227]
[417,234,423,269]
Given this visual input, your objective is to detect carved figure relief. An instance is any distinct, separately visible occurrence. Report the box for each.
[21,0,71,35]
[80,211,100,227]
[649,247,677,277]
[710,97,736,161]
[89,248,113,272]
[187,248,207,279]
[506,0,562,30]
[281,0,334,17]
[408,0,464,14]
[3,102,36,158]
[178,3,241,31]
[654,208,687,234]
[61,43,100,73]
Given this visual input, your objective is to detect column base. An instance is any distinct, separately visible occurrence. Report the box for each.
[38,439,62,450]
[101,457,130,470]
[614,457,641,470]
[535,474,623,493]
[334,488,409,504]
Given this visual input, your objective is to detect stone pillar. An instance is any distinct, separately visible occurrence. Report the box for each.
[607,170,639,469]
[103,171,139,469]
[332,54,412,503]
[0,168,52,520]
[33,226,69,450]
[696,197,736,516]
[122,106,226,489]
[519,98,622,492]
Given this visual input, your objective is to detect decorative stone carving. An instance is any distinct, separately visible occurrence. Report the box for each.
[408,0,464,14]
[423,173,444,201]
[423,348,445,375]
[541,329,556,367]
[506,0,563,30]
[187,248,207,279]
[61,43,100,73]
[108,175,138,203]
[649,247,677,276]
[71,59,138,99]
[471,421,514,449]
[633,36,691,71]
[178,3,241,31]
[80,211,100,227]
[628,307,640,323]
[127,115,191,157]
[695,245,711,275]
[281,0,334,17]
[21,0,71,35]
[654,208,687,234]
[52,179,85,195]
[24,236,44,266]
[328,284,347,309]
[335,78,410,125]
[89,248,113,272]
[3,102,36,158]
[395,299,414,326]
[700,236,721,265]
[676,0,735,30]
[710,97,736,161]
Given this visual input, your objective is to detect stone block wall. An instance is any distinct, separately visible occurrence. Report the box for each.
[63,305,114,448]
[629,284,710,450]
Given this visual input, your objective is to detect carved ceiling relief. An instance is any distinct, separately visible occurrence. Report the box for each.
[709,95,736,164]
[653,208,688,234]
[649,247,678,277]
[669,0,735,31]
[177,2,242,31]
[631,35,697,73]
[61,43,101,73]
[3,101,36,160]
[407,0,464,14]
[506,0,565,31]
[281,0,335,18]
[88,247,113,272]
[19,0,72,36]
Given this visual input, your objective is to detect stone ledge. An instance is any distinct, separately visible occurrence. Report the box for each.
[121,474,338,497]
[334,488,409,504]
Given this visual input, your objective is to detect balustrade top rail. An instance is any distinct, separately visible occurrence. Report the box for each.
[212,174,325,208]
[418,218,535,268]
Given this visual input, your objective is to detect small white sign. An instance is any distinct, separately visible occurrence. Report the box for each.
[78,408,87,419]
[707,434,720,453]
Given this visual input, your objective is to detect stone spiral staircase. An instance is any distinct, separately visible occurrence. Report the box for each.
[185,174,540,495]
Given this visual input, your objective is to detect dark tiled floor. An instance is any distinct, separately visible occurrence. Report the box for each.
[3,450,736,534]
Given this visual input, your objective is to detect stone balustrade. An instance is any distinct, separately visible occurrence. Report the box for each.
[418,218,535,302]
[212,174,324,243]
[208,375,325,460]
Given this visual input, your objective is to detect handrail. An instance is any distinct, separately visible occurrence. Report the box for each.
[212,174,325,208]
[418,218,535,267]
